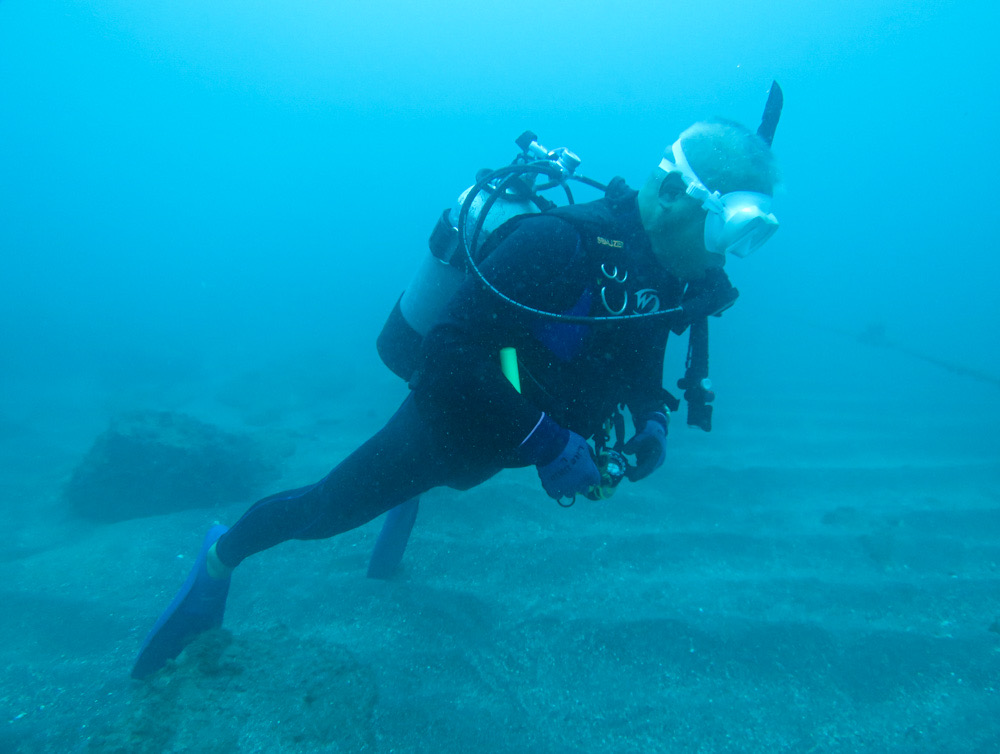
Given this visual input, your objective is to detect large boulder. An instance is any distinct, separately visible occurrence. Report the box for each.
[64,411,285,522]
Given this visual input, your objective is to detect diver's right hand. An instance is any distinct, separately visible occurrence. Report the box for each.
[519,413,601,500]
[536,433,602,500]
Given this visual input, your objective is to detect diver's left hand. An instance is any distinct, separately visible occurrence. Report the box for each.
[624,412,668,481]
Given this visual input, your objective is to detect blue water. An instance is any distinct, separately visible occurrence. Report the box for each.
[2,1,999,751]
[4,0,997,392]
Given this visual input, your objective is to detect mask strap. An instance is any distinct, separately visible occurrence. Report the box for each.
[662,141,724,214]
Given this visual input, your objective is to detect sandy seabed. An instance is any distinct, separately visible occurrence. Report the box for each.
[2,358,999,753]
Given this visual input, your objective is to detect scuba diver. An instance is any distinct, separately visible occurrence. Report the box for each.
[130,85,783,680]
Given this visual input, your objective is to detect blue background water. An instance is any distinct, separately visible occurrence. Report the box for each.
[3,0,998,417]
[2,1,999,751]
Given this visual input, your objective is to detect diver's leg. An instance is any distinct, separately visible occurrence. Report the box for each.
[366,496,420,579]
[365,430,507,579]
[132,396,445,679]
[214,397,444,567]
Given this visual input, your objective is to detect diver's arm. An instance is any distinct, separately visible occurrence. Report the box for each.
[619,333,672,482]
[621,325,672,421]
[413,323,540,449]
[411,216,587,453]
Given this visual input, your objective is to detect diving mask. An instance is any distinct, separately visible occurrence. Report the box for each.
[658,140,778,258]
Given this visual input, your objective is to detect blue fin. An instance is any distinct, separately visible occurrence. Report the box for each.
[131,525,231,679]
[367,498,419,580]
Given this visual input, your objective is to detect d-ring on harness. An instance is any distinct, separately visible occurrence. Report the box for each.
[599,263,628,315]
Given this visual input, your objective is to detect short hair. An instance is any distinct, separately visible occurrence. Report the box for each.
[677,119,779,195]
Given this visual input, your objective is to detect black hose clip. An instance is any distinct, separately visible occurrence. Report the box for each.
[676,375,715,432]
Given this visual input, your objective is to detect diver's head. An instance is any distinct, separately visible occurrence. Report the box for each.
[639,119,780,280]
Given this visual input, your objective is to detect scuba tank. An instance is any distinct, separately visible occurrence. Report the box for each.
[376,131,606,382]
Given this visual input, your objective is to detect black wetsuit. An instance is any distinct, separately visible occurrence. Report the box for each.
[215,179,732,567]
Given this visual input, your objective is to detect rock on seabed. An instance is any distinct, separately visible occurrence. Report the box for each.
[64,411,284,522]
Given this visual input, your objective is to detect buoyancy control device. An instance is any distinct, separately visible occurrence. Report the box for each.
[374,130,723,437]
[377,81,783,436]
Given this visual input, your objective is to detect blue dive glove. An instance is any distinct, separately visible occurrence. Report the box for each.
[624,411,669,482]
[519,413,601,500]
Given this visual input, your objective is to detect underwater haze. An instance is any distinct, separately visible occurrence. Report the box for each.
[2,0,999,752]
